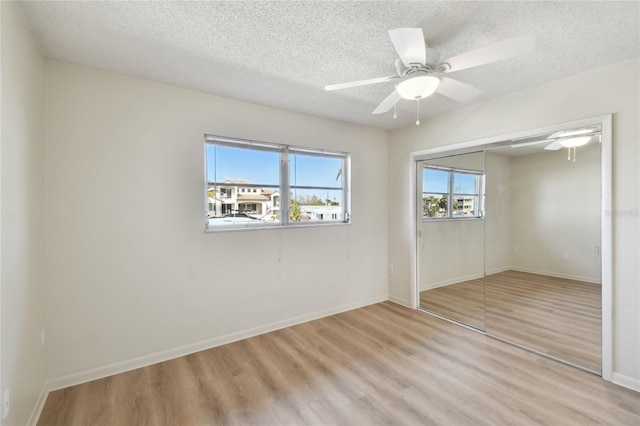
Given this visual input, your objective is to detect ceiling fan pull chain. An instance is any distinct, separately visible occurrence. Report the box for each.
[393,103,397,119]
[573,146,577,162]
[567,147,571,161]
[416,99,420,125]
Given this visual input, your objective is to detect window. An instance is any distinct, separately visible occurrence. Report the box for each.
[205,135,350,230]
[422,166,484,219]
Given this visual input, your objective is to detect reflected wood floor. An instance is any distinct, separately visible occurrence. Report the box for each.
[420,270,601,372]
[419,277,485,330]
[485,270,601,372]
[37,302,636,426]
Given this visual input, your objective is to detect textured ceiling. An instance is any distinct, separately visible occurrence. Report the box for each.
[18,1,640,129]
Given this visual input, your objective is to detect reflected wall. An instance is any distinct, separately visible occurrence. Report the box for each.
[484,141,602,372]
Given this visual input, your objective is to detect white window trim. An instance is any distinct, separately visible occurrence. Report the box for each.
[204,134,351,232]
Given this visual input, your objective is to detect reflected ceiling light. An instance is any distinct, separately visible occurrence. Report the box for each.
[396,75,440,100]
[559,136,592,162]
[548,128,597,139]
[559,136,591,148]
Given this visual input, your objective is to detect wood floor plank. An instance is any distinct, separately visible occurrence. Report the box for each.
[420,270,602,372]
[37,302,637,426]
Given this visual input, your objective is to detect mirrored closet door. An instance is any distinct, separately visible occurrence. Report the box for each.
[417,151,486,331]
[483,127,602,373]
[417,124,603,374]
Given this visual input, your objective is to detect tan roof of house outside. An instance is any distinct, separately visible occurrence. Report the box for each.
[237,194,270,202]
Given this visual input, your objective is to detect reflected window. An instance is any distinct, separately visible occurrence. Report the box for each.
[422,166,484,219]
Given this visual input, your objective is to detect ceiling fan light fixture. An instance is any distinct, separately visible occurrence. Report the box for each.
[396,75,440,100]
[559,136,591,148]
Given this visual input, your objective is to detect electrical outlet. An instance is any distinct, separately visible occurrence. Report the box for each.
[388,265,394,274]
[562,252,568,260]
[3,389,10,419]
[41,328,46,347]
[513,246,518,253]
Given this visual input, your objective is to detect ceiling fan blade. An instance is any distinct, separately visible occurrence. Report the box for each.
[389,28,426,67]
[324,76,396,91]
[443,34,535,73]
[372,90,402,115]
[510,139,551,148]
[544,140,563,151]
[436,77,482,103]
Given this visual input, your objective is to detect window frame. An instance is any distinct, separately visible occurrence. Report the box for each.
[204,134,351,231]
[421,165,485,221]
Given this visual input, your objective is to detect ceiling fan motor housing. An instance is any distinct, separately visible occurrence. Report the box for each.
[424,47,441,67]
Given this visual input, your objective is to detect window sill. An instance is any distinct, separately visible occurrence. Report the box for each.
[204,221,351,233]
[422,216,485,222]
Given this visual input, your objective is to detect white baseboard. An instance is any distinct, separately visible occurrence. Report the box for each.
[484,266,511,276]
[612,372,640,392]
[45,294,388,392]
[388,295,411,307]
[419,267,599,291]
[27,383,49,426]
[509,266,601,284]
[420,272,484,292]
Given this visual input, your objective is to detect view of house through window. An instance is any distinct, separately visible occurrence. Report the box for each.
[290,150,344,223]
[205,136,350,229]
[422,166,484,219]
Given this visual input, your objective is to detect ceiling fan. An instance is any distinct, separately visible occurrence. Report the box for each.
[510,128,601,161]
[325,28,535,123]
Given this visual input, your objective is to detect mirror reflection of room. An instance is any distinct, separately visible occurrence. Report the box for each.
[418,125,602,373]
[418,151,486,330]
[484,126,602,373]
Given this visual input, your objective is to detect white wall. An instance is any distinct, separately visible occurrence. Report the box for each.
[484,152,511,275]
[419,220,484,290]
[1,2,47,425]
[44,62,388,384]
[509,145,601,282]
[388,59,639,385]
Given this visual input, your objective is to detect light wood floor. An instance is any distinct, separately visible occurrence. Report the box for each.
[419,277,485,330]
[486,270,601,372]
[37,302,638,426]
[420,270,601,372]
